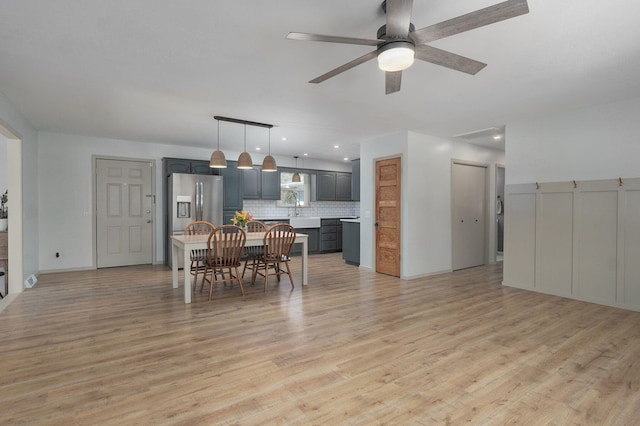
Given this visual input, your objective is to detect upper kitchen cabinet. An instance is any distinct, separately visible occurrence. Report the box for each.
[336,172,352,201]
[163,158,212,176]
[242,168,261,199]
[261,169,280,200]
[317,171,352,201]
[351,159,360,201]
[316,171,336,201]
[243,166,280,200]
[220,160,243,211]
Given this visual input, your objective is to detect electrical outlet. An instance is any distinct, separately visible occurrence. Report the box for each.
[24,274,38,289]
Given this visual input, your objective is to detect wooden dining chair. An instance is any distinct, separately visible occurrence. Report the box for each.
[252,223,297,292]
[200,225,247,301]
[241,220,268,279]
[184,221,216,288]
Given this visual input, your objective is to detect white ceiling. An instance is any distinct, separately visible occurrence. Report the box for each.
[1,0,640,162]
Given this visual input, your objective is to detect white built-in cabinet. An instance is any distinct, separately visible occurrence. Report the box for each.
[504,178,640,312]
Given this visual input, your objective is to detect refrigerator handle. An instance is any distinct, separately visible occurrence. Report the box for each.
[197,181,204,221]
[194,181,200,221]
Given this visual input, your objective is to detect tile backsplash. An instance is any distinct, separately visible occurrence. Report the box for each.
[243,199,360,219]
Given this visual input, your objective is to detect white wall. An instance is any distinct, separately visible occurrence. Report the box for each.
[360,130,504,278]
[506,96,640,184]
[504,96,640,310]
[0,135,7,192]
[38,131,351,271]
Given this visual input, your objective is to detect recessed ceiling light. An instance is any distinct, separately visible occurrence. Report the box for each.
[255,147,261,151]
[344,157,349,161]
[493,135,502,140]
[281,137,287,141]
[303,153,308,156]
[334,145,339,149]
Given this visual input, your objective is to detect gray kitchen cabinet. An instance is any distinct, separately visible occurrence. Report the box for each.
[320,218,343,252]
[261,169,280,200]
[342,221,360,266]
[335,172,352,201]
[316,172,336,201]
[316,171,352,201]
[220,160,243,225]
[291,228,319,255]
[351,159,360,201]
[242,167,261,199]
[163,158,212,175]
[243,166,280,200]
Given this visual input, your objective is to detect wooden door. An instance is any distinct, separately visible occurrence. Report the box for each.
[96,159,153,267]
[375,157,401,277]
[452,162,486,270]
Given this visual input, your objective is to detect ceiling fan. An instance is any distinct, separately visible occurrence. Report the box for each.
[287,0,529,94]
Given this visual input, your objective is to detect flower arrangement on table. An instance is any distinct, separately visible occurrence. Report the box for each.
[231,210,252,229]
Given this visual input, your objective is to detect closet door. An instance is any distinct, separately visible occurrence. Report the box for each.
[452,163,486,270]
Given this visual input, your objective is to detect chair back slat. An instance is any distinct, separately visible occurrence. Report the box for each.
[207,225,246,267]
[184,221,215,260]
[264,224,296,259]
[246,220,267,233]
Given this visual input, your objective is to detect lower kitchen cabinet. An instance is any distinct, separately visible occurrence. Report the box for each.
[320,219,343,253]
[341,221,360,266]
[291,228,319,255]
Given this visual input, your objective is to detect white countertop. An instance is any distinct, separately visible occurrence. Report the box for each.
[340,218,360,223]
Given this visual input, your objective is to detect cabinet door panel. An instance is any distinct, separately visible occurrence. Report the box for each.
[535,192,573,296]
[317,172,336,201]
[336,172,352,201]
[243,168,261,199]
[221,161,243,210]
[261,170,280,199]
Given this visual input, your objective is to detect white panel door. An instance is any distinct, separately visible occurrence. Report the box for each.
[452,163,486,270]
[96,159,153,268]
[535,192,573,296]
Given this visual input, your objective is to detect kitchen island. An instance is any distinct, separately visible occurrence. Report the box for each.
[341,218,360,266]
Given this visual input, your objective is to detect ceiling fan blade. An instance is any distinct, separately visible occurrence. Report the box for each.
[410,0,529,45]
[415,45,487,75]
[287,32,380,46]
[385,0,414,38]
[309,51,378,84]
[385,71,402,94]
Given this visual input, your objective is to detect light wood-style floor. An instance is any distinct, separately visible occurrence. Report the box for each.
[1,253,640,425]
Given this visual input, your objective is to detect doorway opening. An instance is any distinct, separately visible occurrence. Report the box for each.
[0,120,24,301]
[496,165,505,262]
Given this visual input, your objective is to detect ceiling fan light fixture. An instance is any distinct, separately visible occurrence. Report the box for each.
[377,42,415,72]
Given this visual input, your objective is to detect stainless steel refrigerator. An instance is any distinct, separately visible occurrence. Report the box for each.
[167,173,223,267]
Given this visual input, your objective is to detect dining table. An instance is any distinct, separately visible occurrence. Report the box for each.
[170,231,309,303]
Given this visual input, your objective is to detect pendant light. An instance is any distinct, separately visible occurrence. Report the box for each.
[209,118,227,168]
[292,156,301,183]
[237,124,253,169]
[261,127,277,172]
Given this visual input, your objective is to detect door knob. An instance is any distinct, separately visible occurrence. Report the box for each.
[146,220,152,223]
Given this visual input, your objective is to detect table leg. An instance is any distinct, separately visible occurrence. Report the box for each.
[183,248,192,304]
[172,242,179,289]
[302,238,308,285]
